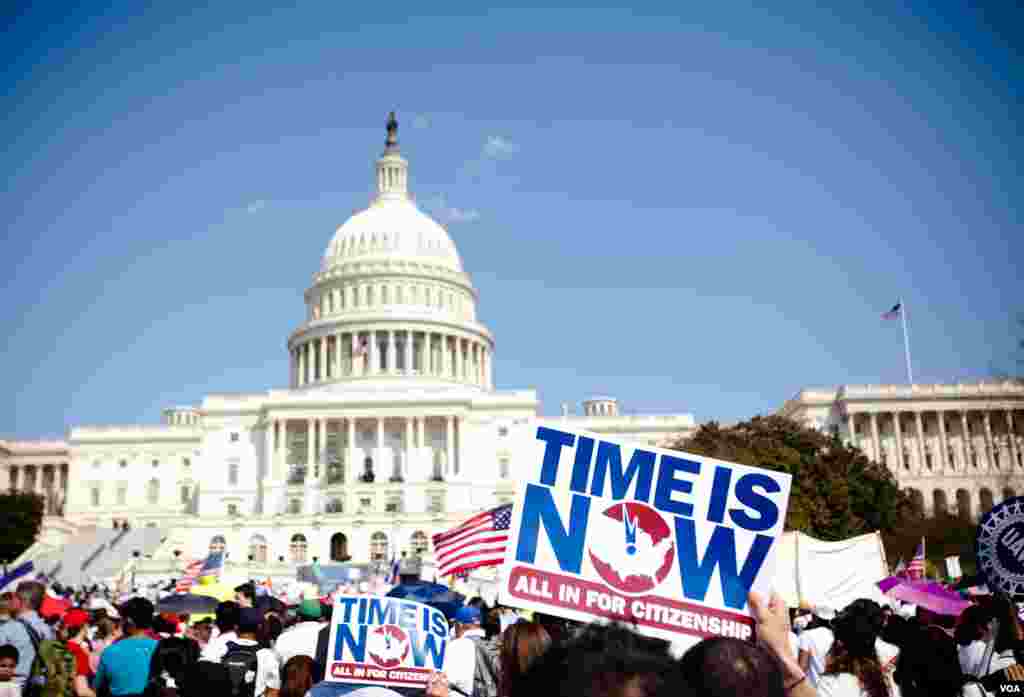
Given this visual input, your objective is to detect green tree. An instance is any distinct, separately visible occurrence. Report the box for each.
[662,415,914,541]
[0,492,45,562]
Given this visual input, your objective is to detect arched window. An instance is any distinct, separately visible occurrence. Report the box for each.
[956,489,972,520]
[933,490,948,516]
[248,534,268,563]
[209,535,227,554]
[370,532,389,561]
[410,531,429,555]
[906,488,924,515]
[330,532,349,562]
[1004,487,1017,501]
[290,533,308,563]
[980,488,994,515]
[146,478,160,504]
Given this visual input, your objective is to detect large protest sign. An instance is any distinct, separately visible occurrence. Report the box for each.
[977,496,1024,596]
[324,595,448,689]
[498,425,792,647]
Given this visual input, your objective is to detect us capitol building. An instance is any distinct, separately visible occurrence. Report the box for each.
[2,116,1023,585]
[0,115,697,582]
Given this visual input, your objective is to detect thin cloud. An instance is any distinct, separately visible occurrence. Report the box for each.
[483,135,519,159]
[246,200,267,214]
[423,194,480,224]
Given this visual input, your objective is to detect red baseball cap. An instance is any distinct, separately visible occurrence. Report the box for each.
[63,608,90,630]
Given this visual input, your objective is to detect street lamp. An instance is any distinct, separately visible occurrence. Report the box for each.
[131,550,140,590]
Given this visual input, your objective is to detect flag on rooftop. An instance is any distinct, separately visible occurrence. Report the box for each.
[433,504,512,578]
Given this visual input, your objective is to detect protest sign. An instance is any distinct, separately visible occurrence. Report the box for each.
[498,425,792,647]
[977,497,1024,595]
[945,555,962,580]
[324,595,448,689]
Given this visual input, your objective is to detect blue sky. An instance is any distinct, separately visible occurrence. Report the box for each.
[2,2,1021,439]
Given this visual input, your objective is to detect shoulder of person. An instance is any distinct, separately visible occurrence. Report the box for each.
[817,673,862,697]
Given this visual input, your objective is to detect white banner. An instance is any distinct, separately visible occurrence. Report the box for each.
[772,531,889,610]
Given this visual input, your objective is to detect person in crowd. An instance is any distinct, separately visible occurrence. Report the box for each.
[979,592,1024,677]
[180,661,232,697]
[190,619,213,650]
[0,644,19,697]
[261,613,284,649]
[0,594,34,690]
[202,601,240,662]
[94,597,159,697]
[797,604,835,687]
[15,582,54,641]
[440,606,494,697]
[275,600,324,666]
[235,585,256,610]
[153,613,179,639]
[147,630,201,697]
[220,607,280,697]
[90,617,123,674]
[882,607,962,697]
[816,600,890,697]
[279,656,315,697]
[747,591,816,697]
[680,637,786,697]
[62,608,96,697]
[497,621,550,697]
[956,605,995,678]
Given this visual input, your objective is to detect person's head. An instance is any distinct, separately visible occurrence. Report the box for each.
[96,616,122,641]
[153,612,179,636]
[955,605,994,646]
[192,619,213,643]
[234,583,255,609]
[991,593,1024,651]
[518,623,691,697]
[280,655,316,697]
[0,645,18,682]
[15,581,44,613]
[499,621,551,697]
[0,593,16,622]
[261,612,284,647]
[453,606,482,637]
[62,608,91,640]
[680,638,785,697]
[215,601,240,633]
[826,601,887,697]
[237,607,263,639]
[120,597,155,634]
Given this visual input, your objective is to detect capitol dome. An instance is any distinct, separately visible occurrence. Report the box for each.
[287,113,494,392]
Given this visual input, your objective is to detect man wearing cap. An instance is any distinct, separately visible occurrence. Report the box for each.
[275,599,325,666]
[95,597,159,697]
[797,605,836,688]
[223,607,280,697]
[442,606,489,697]
[63,609,96,697]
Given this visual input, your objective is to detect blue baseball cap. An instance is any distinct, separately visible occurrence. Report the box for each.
[454,606,481,625]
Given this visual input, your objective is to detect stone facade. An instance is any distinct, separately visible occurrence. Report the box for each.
[779,381,1024,519]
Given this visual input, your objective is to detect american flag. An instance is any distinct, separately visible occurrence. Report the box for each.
[433,504,513,577]
[174,559,204,593]
[881,302,902,320]
[907,539,926,580]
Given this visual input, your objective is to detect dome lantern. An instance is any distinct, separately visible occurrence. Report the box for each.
[375,111,408,201]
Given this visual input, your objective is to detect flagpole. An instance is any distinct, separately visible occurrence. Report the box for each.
[900,298,914,385]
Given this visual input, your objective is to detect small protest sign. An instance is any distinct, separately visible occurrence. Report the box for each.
[945,555,962,580]
[498,425,792,647]
[324,595,448,689]
[977,497,1024,595]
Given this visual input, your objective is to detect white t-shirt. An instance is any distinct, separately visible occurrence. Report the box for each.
[274,621,323,666]
[817,673,867,697]
[443,628,486,697]
[201,630,238,663]
[959,640,990,677]
[222,638,281,697]
[798,626,834,686]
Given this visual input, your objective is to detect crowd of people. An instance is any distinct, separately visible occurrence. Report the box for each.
[2,577,1024,697]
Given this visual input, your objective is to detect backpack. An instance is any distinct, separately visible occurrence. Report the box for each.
[17,620,76,697]
[221,641,261,697]
[146,637,200,697]
[468,636,500,697]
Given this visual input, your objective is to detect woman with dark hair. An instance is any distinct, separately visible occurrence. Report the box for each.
[680,637,785,697]
[818,602,890,697]
[498,621,550,697]
[279,656,315,697]
[956,605,994,677]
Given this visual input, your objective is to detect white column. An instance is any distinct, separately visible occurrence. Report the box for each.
[335,333,342,377]
[318,417,328,482]
[915,411,926,472]
[347,418,356,481]
[377,418,385,476]
[418,416,426,481]
[318,337,326,382]
[443,335,451,378]
[404,418,413,479]
[388,330,396,374]
[847,413,856,447]
[1008,410,1020,469]
[893,412,905,471]
[984,411,995,469]
[445,416,454,478]
[265,420,274,482]
[298,344,306,386]
[307,419,315,472]
[405,330,414,375]
[870,412,881,464]
[961,411,971,469]
[938,410,950,471]
[275,419,284,480]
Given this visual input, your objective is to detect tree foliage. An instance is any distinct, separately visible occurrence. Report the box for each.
[663,415,915,541]
[0,492,45,562]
